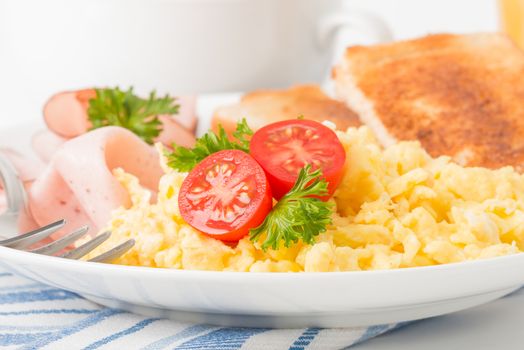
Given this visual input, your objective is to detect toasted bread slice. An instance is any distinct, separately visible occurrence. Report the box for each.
[212,85,360,134]
[334,33,524,170]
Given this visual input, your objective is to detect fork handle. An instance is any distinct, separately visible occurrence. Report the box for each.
[0,154,28,217]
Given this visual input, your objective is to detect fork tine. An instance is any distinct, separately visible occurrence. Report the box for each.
[88,239,135,263]
[61,231,111,260]
[30,225,90,255]
[0,219,66,249]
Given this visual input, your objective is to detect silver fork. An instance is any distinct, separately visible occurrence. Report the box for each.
[0,154,134,263]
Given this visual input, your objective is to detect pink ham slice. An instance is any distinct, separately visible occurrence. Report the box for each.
[27,126,163,236]
[43,89,95,138]
[31,130,67,163]
[173,95,198,132]
[157,115,196,148]
[43,89,197,147]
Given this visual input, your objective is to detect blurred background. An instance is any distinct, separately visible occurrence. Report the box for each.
[0,0,512,128]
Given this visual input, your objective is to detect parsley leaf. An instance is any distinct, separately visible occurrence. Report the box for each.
[87,87,179,144]
[232,118,253,151]
[250,165,333,251]
[167,118,253,172]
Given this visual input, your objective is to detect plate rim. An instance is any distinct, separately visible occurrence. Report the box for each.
[1,244,523,279]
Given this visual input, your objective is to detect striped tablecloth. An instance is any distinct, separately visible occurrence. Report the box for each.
[0,269,405,350]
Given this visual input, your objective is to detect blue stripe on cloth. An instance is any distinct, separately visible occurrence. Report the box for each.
[354,324,391,344]
[0,288,80,304]
[0,324,71,332]
[18,308,123,350]
[0,272,12,277]
[141,325,214,350]
[0,309,99,316]
[176,328,270,350]
[0,332,53,346]
[352,322,412,347]
[82,318,159,350]
[0,283,48,292]
[289,328,322,350]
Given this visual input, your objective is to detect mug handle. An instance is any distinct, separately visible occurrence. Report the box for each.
[318,10,393,86]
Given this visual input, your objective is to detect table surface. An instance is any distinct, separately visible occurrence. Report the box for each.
[2,1,522,349]
[354,288,524,349]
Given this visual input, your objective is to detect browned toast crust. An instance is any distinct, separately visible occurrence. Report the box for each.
[334,33,524,170]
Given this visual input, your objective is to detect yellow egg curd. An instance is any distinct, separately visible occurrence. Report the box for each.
[87,125,524,272]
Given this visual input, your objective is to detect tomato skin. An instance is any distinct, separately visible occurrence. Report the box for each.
[178,150,272,241]
[249,119,346,200]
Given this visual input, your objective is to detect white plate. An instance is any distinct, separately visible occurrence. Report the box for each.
[0,245,522,328]
[0,96,523,328]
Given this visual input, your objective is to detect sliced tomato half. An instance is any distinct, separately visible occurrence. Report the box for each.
[178,150,272,241]
[249,119,346,200]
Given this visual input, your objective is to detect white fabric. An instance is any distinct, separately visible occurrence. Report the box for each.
[0,269,403,350]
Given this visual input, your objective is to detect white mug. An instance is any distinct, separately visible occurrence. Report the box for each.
[0,0,390,98]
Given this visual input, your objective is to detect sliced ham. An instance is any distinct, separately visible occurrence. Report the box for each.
[31,130,67,163]
[173,95,198,132]
[157,115,196,148]
[18,89,197,236]
[43,89,95,138]
[42,89,198,146]
[27,126,163,235]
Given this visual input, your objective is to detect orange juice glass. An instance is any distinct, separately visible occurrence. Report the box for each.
[499,0,524,48]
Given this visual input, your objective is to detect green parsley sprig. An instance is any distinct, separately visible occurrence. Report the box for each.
[87,87,179,144]
[167,119,253,172]
[250,165,333,251]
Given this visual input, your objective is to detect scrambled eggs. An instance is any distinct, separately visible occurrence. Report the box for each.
[88,125,524,272]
